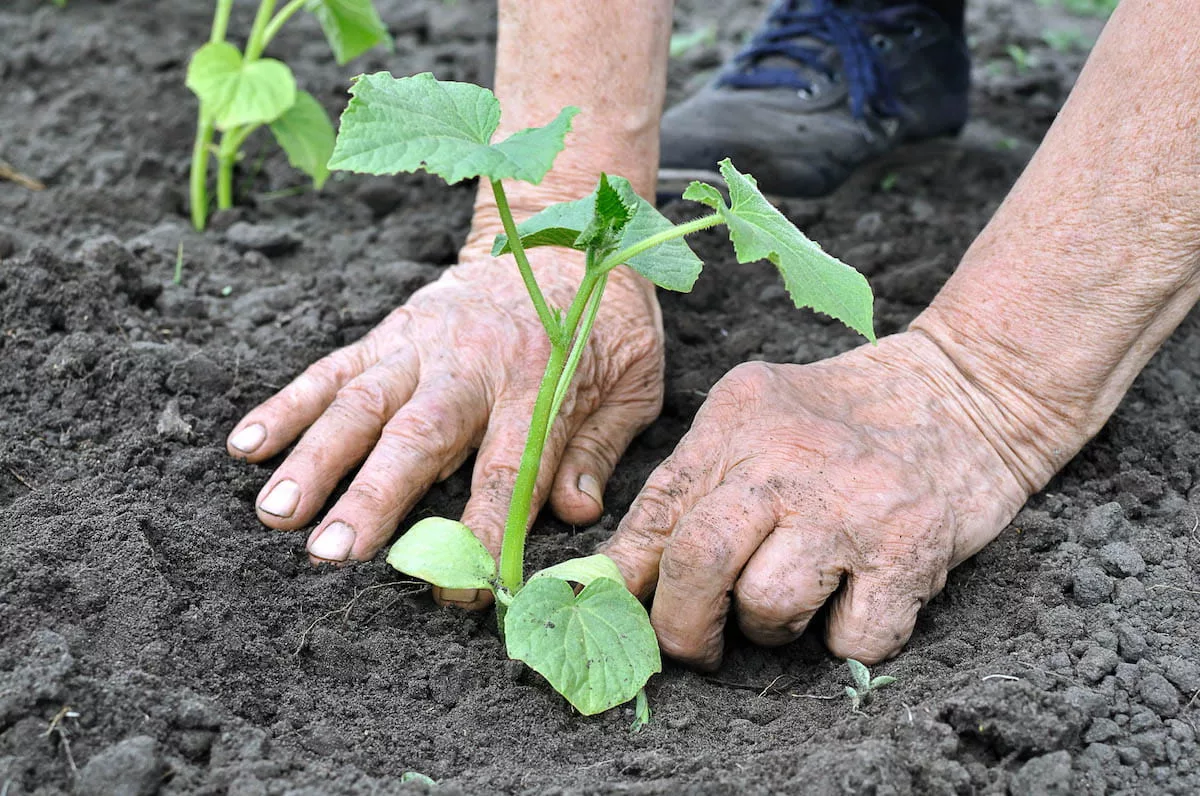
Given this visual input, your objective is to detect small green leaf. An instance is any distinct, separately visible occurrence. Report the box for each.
[715,159,875,341]
[505,577,661,715]
[870,675,897,689]
[530,554,624,587]
[847,658,871,691]
[681,180,723,209]
[269,91,336,189]
[386,517,496,590]
[186,42,296,130]
[574,173,635,253]
[329,72,578,185]
[493,175,703,292]
[305,0,393,65]
[630,688,652,733]
[399,771,436,786]
[844,685,861,710]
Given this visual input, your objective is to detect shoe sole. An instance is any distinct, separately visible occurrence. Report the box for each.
[656,136,966,205]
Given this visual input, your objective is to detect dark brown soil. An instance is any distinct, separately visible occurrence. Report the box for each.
[2,1,1197,794]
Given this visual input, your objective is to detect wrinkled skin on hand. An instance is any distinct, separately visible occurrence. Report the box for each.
[226,245,663,608]
[602,332,1036,670]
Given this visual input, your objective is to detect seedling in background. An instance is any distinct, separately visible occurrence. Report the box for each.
[185,0,391,230]
[844,659,896,711]
[328,72,875,717]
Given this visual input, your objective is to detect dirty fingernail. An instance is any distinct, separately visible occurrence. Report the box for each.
[577,473,603,509]
[259,479,301,518]
[440,588,479,604]
[229,423,267,454]
[308,521,356,562]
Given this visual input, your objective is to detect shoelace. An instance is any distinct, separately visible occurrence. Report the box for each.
[717,0,931,119]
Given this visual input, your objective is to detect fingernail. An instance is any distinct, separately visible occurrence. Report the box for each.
[229,423,267,454]
[259,479,301,518]
[308,521,356,562]
[577,473,603,509]
[441,588,479,604]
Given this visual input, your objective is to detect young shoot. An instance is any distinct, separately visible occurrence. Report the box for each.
[844,658,897,712]
[185,0,391,230]
[328,72,876,716]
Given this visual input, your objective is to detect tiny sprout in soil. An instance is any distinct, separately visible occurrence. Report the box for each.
[844,659,897,712]
[328,72,875,716]
[185,0,392,230]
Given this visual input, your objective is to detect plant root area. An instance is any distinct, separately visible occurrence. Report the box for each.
[2,1,1197,794]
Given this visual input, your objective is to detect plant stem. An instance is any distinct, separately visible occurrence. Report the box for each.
[243,0,278,61]
[190,0,237,231]
[215,125,258,210]
[498,344,568,593]
[490,180,563,344]
[261,0,307,49]
[549,272,607,422]
[497,267,602,593]
[210,0,234,42]
[599,212,722,272]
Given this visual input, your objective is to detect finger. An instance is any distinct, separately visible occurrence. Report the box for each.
[549,384,661,526]
[649,476,778,671]
[733,525,850,647]
[253,347,420,530]
[303,378,487,566]
[227,331,384,462]
[440,394,577,610]
[598,432,727,600]
[824,566,947,664]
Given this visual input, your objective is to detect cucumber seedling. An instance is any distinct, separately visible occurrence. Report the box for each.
[328,72,876,716]
[185,0,391,230]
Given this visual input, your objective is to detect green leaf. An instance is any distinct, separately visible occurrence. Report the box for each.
[328,72,578,185]
[269,91,336,189]
[186,42,296,130]
[492,175,703,292]
[847,658,871,691]
[305,0,393,64]
[630,688,652,733]
[505,577,661,715]
[681,180,724,209]
[870,675,897,689]
[385,517,496,590]
[714,159,875,341]
[574,173,635,253]
[530,554,625,587]
[399,772,436,786]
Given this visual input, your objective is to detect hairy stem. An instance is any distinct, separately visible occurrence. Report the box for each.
[490,180,563,344]
[599,212,722,271]
[261,0,308,49]
[498,268,602,593]
[243,0,279,61]
[549,272,607,422]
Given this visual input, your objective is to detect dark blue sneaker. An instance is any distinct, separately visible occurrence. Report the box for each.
[658,0,970,199]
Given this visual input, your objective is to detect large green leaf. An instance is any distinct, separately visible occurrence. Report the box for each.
[385,517,496,590]
[269,90,335,189]
[186,42,296,130]
[328,72,577,185]
[493,174,703,292]
[685,159,875,341]
[306,0,392,64]
[504,576,660,715]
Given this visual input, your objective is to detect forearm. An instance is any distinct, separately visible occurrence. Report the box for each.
[910,0,1200,491]
[465,0,674,254]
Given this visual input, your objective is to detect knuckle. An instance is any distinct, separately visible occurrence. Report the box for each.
[333,378,396,426]
[343,477,395,517]
[474,458,521,494]
[569,428,624,471]
[383,407,456,457]
[705,361,775,414]
[659,534,726,584]
[734,579,795,629]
